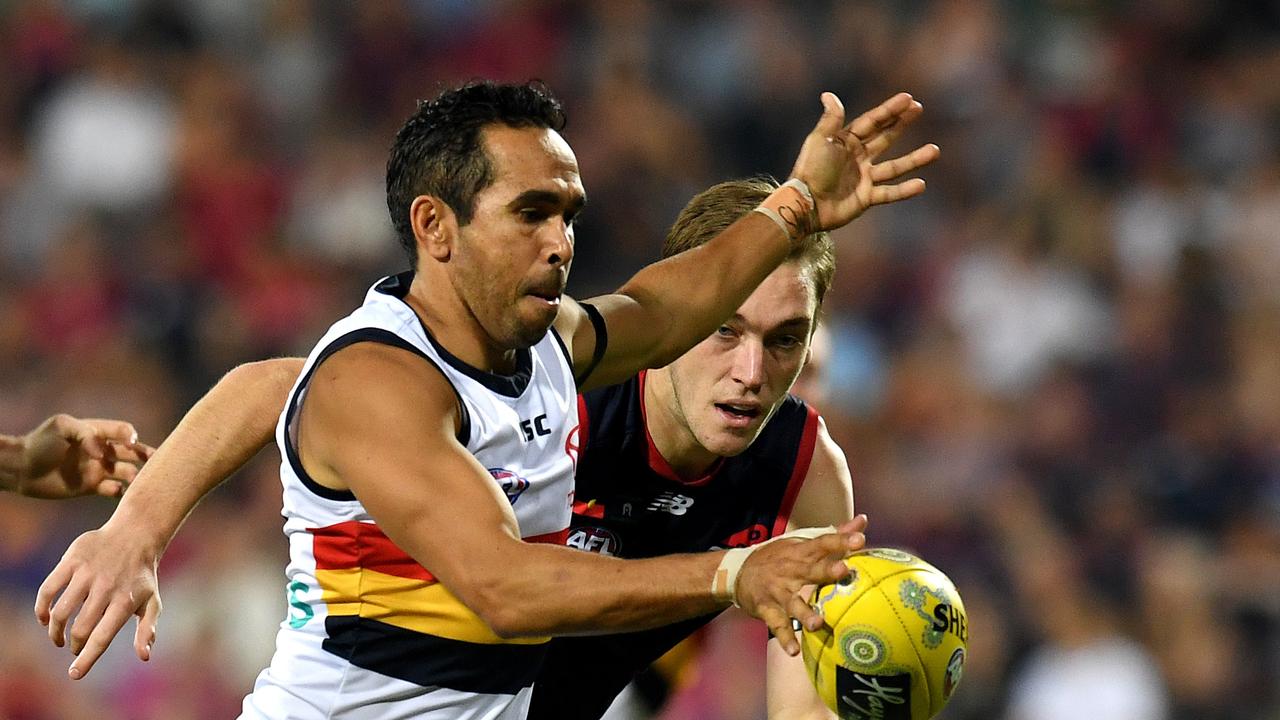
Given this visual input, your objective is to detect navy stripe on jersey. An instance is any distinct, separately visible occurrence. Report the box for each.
[574,302,609,387]
[322,615,548,694]
[283,328,472,501]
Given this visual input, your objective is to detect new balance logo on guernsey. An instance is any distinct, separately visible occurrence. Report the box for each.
[647,492,695,515]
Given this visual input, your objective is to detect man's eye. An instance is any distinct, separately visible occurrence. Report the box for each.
[716,326,736,338]
[520,209,547,222]
[772,335,801,350]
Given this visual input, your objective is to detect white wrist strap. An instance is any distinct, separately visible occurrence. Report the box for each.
[751,178,817,243]
[781,177,814,204]
[711,525,838,607]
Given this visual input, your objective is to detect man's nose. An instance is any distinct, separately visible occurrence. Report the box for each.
[546,220,574,267]
[731,339,764,391]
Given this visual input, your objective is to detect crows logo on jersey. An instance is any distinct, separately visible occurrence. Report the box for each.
[565,526,620,556]
[488,468,530,504]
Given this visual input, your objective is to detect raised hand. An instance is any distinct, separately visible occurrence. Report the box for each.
[789,92,939,231]
[734,515,869,655]
[11,414,154,499]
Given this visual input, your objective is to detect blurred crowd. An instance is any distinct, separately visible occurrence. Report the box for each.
[1,1,1278,718]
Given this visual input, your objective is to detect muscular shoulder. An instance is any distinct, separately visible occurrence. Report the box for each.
[306,342,460,434]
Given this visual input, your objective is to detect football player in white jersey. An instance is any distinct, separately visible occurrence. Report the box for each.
[37,82,937,718]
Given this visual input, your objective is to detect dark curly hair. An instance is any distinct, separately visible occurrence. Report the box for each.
[385,81,567,265]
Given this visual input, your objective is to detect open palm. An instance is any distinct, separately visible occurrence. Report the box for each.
[789,92,939,230]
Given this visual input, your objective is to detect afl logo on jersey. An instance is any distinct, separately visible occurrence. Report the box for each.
[487,468,530,505]
[566,526,620,556]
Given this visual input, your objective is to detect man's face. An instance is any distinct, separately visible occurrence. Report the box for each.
[665,261,818,457]
[450,124,585,350]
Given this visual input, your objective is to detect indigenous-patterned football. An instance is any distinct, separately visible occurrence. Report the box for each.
[802,548,968,720]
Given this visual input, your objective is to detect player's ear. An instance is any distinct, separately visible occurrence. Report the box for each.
[411,195,457,262]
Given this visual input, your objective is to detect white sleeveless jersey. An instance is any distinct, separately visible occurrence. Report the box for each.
[242,273,580,720]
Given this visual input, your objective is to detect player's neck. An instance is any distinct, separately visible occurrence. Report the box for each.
[642,369,721,480]
[405,273,522,374]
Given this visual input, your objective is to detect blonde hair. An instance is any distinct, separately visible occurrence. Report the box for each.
[662,177,835,309]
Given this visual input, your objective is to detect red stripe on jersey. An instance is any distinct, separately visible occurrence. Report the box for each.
[577,393,589,452]
[310,520,436,581]
[573,499,606,519]
[771,405,819,537]
[311,521,572,579]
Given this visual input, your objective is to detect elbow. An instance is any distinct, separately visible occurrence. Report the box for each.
[451,570,546,639]
[479,605,527,640]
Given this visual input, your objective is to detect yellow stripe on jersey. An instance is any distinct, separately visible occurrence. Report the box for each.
[315,566,550,646]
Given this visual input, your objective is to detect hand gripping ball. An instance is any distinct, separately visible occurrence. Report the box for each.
[801,548,968,720]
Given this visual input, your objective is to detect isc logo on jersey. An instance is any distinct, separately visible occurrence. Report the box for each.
[566,527,620,556]
[487,468,530,504]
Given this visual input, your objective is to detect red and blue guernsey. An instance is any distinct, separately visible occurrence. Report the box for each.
[244,273,577,720]
[528,370,820,720]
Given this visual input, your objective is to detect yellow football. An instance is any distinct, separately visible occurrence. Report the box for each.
[801,548,968,720]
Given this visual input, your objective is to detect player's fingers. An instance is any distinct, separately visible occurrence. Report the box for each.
[83,419,140,447]
[103,458,139,483]
[839,514,870,535]
[808,527,864,558]
[68,586,111,656]
[847,93,914,144]
[49,414,105,460]
[869,144,941,183]
[811,91,847,140]
[788,592,825,633]
[764,605,801,656]
[868,178,927,206]
[134,596,161,662]
[94,479,126,498]
[861,100,924,157]
[131,441,157,463]
[47,575,92,648]
[35,561,75,626]
[69,602,133,680]
[104,441,149,465]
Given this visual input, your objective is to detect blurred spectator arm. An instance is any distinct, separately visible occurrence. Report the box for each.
[1,415,150,499]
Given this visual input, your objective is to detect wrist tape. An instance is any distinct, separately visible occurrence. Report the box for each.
[711,525,838,607]
[752,178,817,244]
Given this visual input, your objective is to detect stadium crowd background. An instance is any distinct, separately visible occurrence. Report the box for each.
[1,1,1278,718]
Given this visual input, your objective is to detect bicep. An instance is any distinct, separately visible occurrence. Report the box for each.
[766,637,837,720]
[787,418,855,531]
[299,346,523,592]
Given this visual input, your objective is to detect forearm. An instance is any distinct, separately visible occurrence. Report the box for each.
[475,541,728,637]
[767,639,837,720]
[105,359,299,552]
[0,433,22,491]
[618,211,792,368]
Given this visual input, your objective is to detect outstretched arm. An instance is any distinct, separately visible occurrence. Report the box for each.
[34,357,303,676]
[38,346,864,680]
[557,92,938,390]
[1,415,152,499]
[768,418,855,720]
